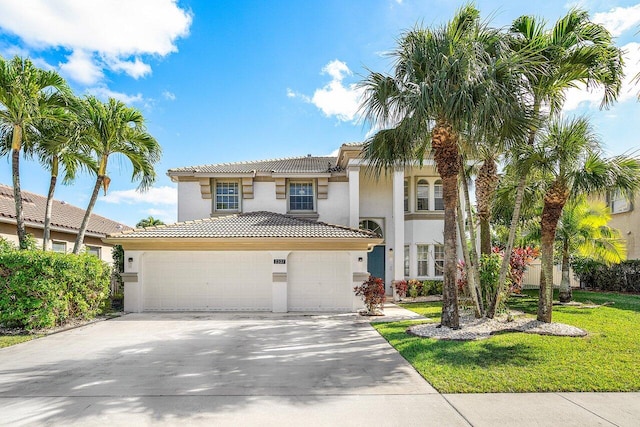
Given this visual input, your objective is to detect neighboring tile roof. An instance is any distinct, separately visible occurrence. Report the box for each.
[168,155,341,174]
[110,211,378,240]
[0,184,131,236]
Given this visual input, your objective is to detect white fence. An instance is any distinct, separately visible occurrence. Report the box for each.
[521,260,579,289]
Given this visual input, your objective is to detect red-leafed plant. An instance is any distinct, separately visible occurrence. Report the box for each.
[393,280,408,299]
[507,246,540,293]
[354,276,386,314]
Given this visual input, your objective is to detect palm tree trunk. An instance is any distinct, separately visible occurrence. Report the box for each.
[459,168,483,317]
[476,158,498,255]
[538,184,567,323]
[457,189,483,317]
[431,121,460,329]
[42,156,59,251]
[487,175,526,318]
[73,176,103,254]
[558,239,572,303]
[11,125,27,249]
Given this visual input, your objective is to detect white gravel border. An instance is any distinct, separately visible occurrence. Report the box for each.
[407,312,587,341]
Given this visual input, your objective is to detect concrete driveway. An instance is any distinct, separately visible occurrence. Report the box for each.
[0,312,467,426]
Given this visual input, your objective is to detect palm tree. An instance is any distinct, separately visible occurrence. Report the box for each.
[533,116,640,321]
[0,56,71,249]
[490,9,624,317]
[33,115,96,250]
[358,5,530,328]
[73,96,161,254]
[136,216,164,228]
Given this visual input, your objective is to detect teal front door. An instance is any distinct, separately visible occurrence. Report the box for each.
[367,245,386,289]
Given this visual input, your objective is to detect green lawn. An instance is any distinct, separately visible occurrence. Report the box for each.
[0,334,39,348]
[374,290,640,393]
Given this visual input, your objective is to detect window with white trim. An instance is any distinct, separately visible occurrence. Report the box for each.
[608,190,631,214]
[417,245,429,276]
[404,179,409,212]
[434,244,445,276]
[434,180,444,210]
[215,180,240,212]
[52,241,67,253]
[416,179,429,211]
[288,181,315,211]
[87,246,101,258]
[404,245,410,277]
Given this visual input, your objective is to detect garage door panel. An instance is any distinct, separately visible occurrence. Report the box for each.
[143,251,272,311]
[288,252,352,311]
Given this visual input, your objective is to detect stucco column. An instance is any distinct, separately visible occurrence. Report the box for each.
[122,250,143,313]
[270,251,290,312]
[392,168,405,284]
[348,165,360,229]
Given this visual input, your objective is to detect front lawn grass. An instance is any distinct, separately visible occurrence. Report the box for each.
[374,290,640,393]
[0,334,38,348]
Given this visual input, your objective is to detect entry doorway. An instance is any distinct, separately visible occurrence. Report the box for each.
[359,219,386,291]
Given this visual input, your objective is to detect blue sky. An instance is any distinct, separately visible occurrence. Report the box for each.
[0,0,638,227]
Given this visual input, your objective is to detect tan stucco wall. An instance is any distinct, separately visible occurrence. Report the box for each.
[0,222,115,264]
[608,205,640,260]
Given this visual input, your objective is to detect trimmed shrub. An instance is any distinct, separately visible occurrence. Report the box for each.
[393,280,408,299]
[572,259,640,293]
[422,279,443,295]
[0,249,110,330]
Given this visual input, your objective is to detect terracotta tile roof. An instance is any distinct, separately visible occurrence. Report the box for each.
[168,155,341,174]
[110,211,378,240]
[0,183,131,236]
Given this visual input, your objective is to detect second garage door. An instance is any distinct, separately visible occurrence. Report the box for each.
[287,251,352,311]
[142,251,272,311]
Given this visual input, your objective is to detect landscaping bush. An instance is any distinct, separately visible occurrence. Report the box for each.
[393,280,408,299]
[354,275,386,314]
[0,249,110,330]
[422,279,443,296]
[572,259,640,293]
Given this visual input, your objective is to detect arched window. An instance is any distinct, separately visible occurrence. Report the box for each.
[359,220,383,239]
[416,179,429,211]
[434,180,444,210]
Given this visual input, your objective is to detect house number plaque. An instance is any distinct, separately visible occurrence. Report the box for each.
[273,259,286,264]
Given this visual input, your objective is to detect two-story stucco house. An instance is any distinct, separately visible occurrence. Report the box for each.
[105,143,449,313]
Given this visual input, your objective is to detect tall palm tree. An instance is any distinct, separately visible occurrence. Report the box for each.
[490,9,624,317]
[33,115,96,250]
[73,96,161,254]
[358,5,530,328]
[533,116,640,321]
[0,56,71,249]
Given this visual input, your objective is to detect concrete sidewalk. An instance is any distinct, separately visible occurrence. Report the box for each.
[0,306,638,426]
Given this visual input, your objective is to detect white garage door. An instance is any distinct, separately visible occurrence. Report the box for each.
[143,251,272,311]
[288,252,352,311]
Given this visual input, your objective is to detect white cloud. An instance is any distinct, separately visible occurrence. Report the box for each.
[87,86,144,105]
[104,56,152,79]
[59,50,103,85]
[593,4,640,37]
[162,90,176,101]
[0,0,192,83]
[102,186,177,205]
[311,60,363,122]
[563,42,640,110]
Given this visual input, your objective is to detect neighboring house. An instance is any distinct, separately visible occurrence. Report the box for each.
[605,190,639,260]
[105,143,449,313]
[0,183,130,263]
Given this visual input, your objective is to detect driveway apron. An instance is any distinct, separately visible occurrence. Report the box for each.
[0,313,467,426]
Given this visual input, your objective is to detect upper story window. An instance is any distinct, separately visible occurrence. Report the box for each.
[608,190,632,214]
[215,180,240,212]
[289,181,315,211]
[52,241,66,253]
[416,179,429,211]
[434,180,444,211]
[404,180,409,212]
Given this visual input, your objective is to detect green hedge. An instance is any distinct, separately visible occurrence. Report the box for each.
[572,259,640,293]
[0,249,110,330]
